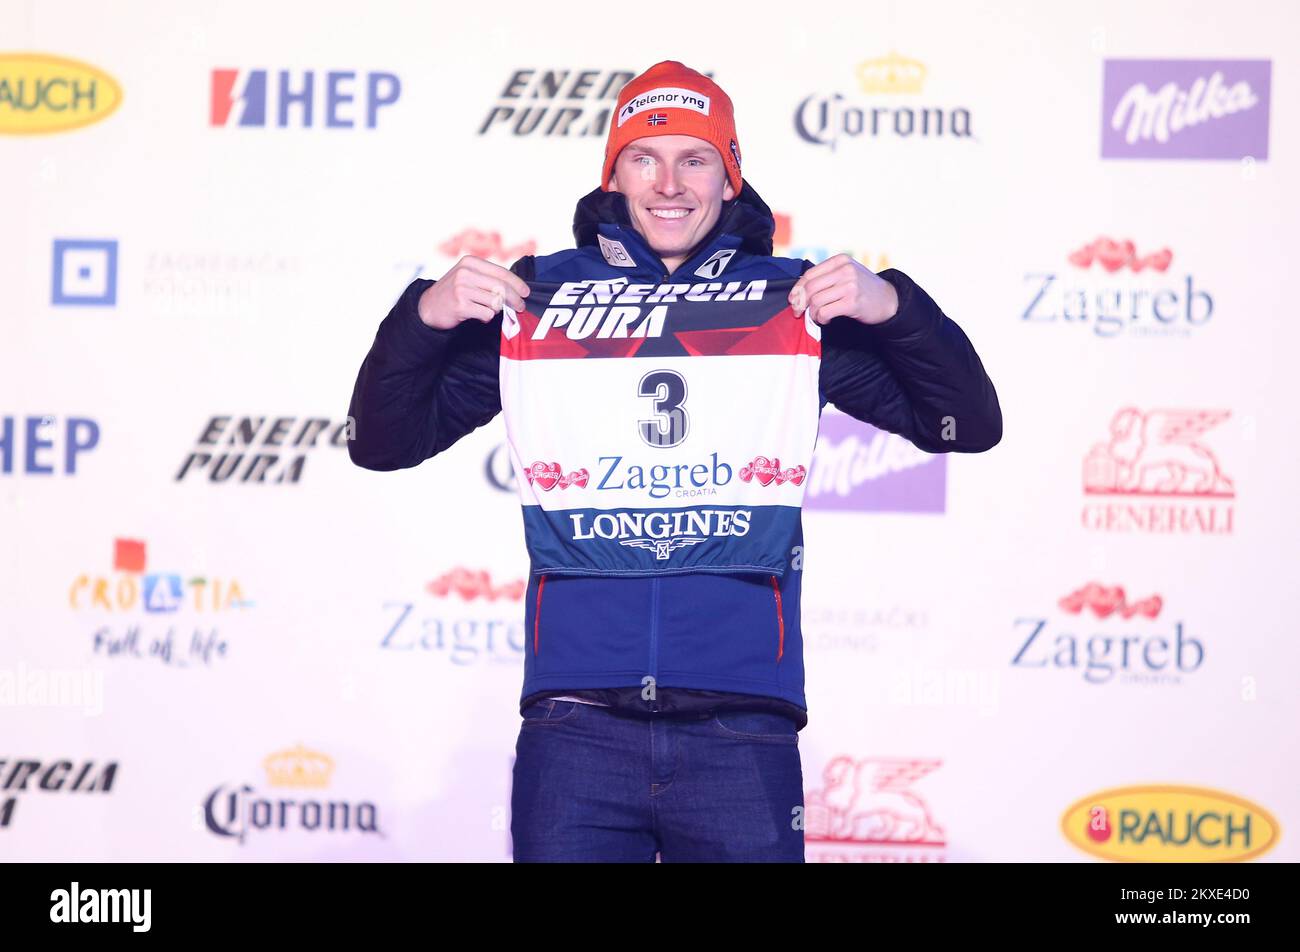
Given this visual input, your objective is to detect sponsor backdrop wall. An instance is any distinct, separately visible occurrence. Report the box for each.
[3,0,1296,861]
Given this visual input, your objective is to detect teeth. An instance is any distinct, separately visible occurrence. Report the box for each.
[650,208,690,219]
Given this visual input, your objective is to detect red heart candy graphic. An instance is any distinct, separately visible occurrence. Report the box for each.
[569,468,589,488]
[752,456,779,487]
[528,461,562,491]
[739,465,753,482]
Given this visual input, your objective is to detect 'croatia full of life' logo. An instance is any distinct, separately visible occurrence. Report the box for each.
[210,68,400,128]
[1012,583,1203,685]
[70,538,249,667]
[52,238,118,306]
[203,745,381,845]
[1062,786,1279,862]
[795,53,974,151]
[1082,408,1235,533]
[1101,59,1270,160]
[380,568,526,662]
[803,756,947,862]
[1022,237,1214,338]
[0,53,122,134]
[804,412,946,513]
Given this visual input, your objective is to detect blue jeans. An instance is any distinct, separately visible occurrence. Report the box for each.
[510,698,805,862]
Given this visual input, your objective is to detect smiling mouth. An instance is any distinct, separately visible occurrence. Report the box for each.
[648,208,693,221]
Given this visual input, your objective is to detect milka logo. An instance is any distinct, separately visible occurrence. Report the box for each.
[1101,60,1271,160]
[808,429,933,496]
[531,278,767,341]
[1111,71,1257,145]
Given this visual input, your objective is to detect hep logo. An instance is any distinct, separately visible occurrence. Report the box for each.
[524,461,589,491]
[210,69,401,128]
[739,456,806,487]
[1087,805,1112,843]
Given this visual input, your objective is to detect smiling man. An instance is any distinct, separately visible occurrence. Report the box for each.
[347,60,1002,862]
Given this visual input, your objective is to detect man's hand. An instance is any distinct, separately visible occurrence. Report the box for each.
[788,253,899,326]
[417,256,530,330]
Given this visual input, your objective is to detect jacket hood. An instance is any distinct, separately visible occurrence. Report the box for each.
[572,180,776,259]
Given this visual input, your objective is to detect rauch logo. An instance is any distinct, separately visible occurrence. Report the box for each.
[1082,408,1235,533]
[1012,582,1203,685]
[1062,785,1279,861]
[803,756,947,862]
[0,53,122,134]
[1022,237,1214,338]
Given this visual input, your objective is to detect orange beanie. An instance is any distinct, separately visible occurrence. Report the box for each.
[600,60,743,197]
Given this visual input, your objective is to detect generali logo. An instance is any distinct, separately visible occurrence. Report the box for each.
[0,53,122,134]
[1082,408,1235,533]
[1062,785,1280,862]
[803,756,947,862]
[1022,237,1214,338]
[1012,583,1203,685]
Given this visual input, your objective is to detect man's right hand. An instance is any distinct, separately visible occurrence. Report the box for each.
[417,256,531,330]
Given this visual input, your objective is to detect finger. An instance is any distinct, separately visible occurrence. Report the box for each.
[463,284,512,315]
[461,256,531,300]
[464,301,497,323]
[807,286,851,325]
[798,264,853,303]
[789,282,807,315]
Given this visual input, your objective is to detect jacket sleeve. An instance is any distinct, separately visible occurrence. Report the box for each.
[346,256,534,471]
[817,266,1002,454]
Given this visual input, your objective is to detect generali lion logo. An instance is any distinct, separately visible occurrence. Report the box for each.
[738,456,806,487]
[523,461,589,491]
[1084,408,1235,497]
[805,757,946,861]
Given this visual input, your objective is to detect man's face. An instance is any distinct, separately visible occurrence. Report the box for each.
[608,134,736,274]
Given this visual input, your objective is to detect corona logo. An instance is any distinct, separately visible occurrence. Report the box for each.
[856,52,927,94]
[263,745,335,789]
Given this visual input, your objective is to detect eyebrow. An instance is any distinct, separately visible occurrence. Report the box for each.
[627,145,715,160]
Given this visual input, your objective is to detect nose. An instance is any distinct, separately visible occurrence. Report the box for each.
[655,163,683,196]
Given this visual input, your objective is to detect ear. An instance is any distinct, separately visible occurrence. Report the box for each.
[608,172,620,192]
[723,180,736,201]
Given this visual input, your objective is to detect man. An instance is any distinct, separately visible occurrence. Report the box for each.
[347,61,1002,862]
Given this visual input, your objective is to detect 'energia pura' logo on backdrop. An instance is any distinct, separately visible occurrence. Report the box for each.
[176,415,353,485]
[0,758,117,830]
[1082,408,1236,533]
[1101,59,1270,160]
[1062,785,1279,861]
[795,53,974,151]
[0,53,122,134]
[1022,237,1214,338]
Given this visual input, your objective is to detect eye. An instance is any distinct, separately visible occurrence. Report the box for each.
[685,159,703,167]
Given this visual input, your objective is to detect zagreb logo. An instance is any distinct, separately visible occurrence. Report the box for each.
[381,570,526,660]
[1012,582,1203,685]
[739,456,806,486]
[1082,408,1235,533]
[210,68,401,128]
[0,53,122,135]
[1022,237,1213,338]
[52,239,117,306]
[795,53,973,151]
[523,461,589,490]
[1062,785,1279,862]
[803,756,947,862]
[1101,59,1270,160]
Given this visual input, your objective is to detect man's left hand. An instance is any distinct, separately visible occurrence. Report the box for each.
[788,254,899,326]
